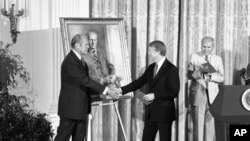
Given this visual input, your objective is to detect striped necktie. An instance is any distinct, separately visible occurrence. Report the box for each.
[92,50,99,63]
[205,55,209,62]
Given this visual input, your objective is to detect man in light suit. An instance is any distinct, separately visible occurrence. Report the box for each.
[82,31,115,85]
[54,34,119,141]
[118,40,180,141]
[188,36,224,141]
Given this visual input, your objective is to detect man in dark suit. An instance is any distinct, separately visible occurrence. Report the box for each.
[119,40,180,141]
[54,34,119,141]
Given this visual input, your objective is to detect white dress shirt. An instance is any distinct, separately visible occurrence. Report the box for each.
[189,52,224,103]
[72,49,81,60]
[155,57,166,75]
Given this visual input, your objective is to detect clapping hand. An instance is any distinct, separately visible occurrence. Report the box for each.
[199,65,209,74]
[188,64,202,80]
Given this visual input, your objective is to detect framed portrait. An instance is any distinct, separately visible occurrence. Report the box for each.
[60,18,132,99]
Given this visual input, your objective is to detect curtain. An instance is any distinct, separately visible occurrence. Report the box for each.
[1,0,250,141]
[179,0,250,141]
[91,0,250,141]
[91,0,179,141]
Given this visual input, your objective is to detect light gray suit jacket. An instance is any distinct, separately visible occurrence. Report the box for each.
[188,52,224,106]
[82,48,115,83]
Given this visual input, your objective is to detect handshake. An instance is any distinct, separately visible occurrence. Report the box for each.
[104,87,122,100]
[100,75,123,100]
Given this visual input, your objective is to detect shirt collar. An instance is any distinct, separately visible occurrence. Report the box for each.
[157,57,165,67]
[203,54,210,61]
[89,48,97,53]
[155,57,165,73]
[72,49,81,60]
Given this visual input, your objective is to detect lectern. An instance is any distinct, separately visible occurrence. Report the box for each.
[210,85,250,141]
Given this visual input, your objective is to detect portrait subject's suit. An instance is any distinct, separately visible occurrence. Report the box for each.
[121,59,180,141]
[188,52,224,141]
[82,48,115,83]
[55,50,105,141]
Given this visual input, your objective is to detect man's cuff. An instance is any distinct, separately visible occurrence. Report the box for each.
[103,87,108,95]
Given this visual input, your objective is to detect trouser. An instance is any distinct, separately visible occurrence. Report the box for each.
[191,102,215,141]
[54,117,87,141]
[142,117,173,141]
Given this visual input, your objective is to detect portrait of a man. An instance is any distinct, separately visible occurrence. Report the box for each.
[60,18,131,89]
[82,31,116,87]
[60,18,132,141]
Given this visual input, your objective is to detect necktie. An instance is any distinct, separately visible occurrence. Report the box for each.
[92,50,99,63]
[205,55,209,62]
[153,64,158,78]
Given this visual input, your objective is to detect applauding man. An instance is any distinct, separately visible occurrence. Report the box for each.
[187,36,224,141]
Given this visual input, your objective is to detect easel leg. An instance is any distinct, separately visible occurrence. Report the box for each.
[85,114,92,141]
[113,102,128,141]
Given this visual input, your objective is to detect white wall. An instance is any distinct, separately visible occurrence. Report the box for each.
[0,0,89,113]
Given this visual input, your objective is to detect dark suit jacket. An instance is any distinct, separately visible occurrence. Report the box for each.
[122,59,180,122]
[58,51,105,120]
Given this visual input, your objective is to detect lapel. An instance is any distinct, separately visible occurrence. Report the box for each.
[149,59,169,89]
[70,51,88,72]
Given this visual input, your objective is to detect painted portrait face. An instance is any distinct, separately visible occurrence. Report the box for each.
[88,32,98,50]
[201,41,214,55]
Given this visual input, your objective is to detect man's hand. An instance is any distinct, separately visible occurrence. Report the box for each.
[106,88,121,99]
[110,87,122,94]
[200,65,209,74]
[143,93,155,102]
[197,79,207,89]
[204,73,212,83]
[187,64,202,80]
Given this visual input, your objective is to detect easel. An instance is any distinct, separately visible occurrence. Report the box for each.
[85,101,128,141]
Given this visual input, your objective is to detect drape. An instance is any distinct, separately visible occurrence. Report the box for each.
[1,0,250,141]
[181,0,250,140]
[91,0,179,141]
[91,0,250,141]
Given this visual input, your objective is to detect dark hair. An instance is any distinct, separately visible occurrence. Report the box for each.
[149,40,166,56]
